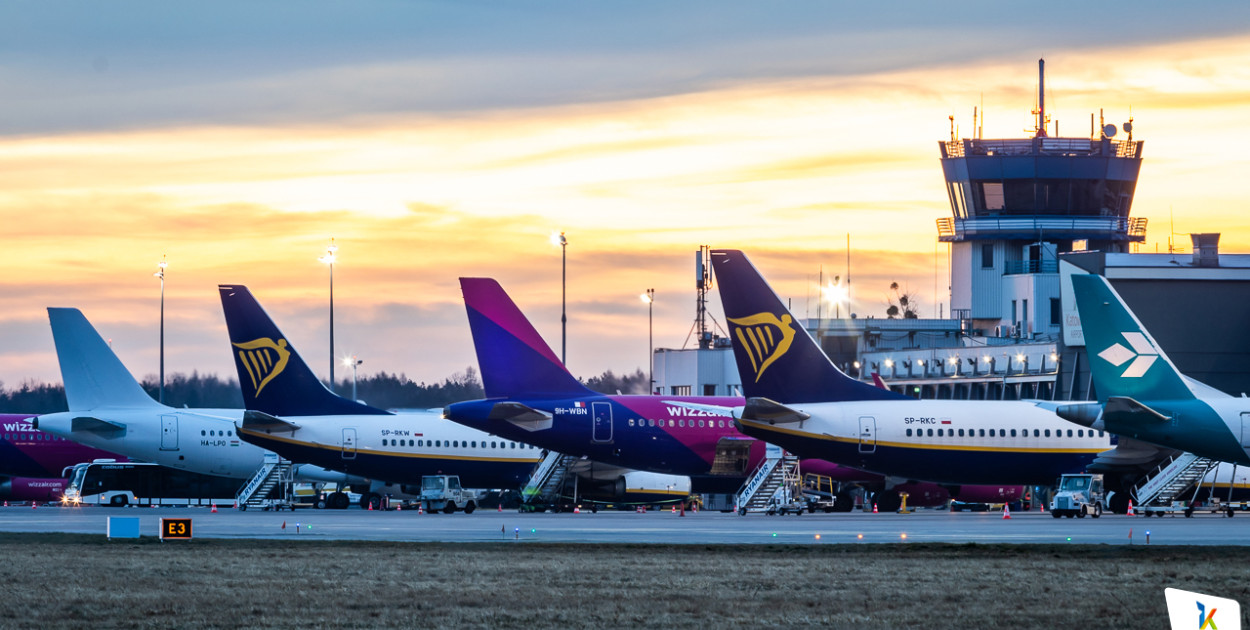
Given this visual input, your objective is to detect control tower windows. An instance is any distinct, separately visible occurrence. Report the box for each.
[964,178,1135,217]
[982,182,1005,211]
[981,244,994,269]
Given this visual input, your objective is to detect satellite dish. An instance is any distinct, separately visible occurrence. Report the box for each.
[1103,124,1118,138]
[1123,121,1133,133]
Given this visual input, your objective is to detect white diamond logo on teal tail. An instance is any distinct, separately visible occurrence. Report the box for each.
[1097,332,1158,378]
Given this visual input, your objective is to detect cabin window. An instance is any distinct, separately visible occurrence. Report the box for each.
[927,429,933,437]
[1044,430,1051,438]
[1033,429,1040,437]
[1077,430,1084,438]
[201,430,206,436]
[978,429,985,437]
[958,429,965,437]
[1098,431,1105,437]
[906,429,912,437]
[1010,429,1017,437]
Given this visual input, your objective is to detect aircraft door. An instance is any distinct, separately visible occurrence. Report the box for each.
[160,415,178,451]
[858,416,876,454]
[592,402,613,443]
[342,428,357,460]
[1242,412,1250,453]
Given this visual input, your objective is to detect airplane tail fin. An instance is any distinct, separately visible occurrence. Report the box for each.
[1070,274,1196,403]
[47,308,161,411]
[709,250,905,403]
[459,278,594,399]
[218,285,388,416]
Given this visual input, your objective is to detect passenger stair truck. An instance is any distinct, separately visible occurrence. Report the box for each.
[236,452,294,511]
[735,444,801,515]
[420,475,479,514]
[1131,452,1241,517]
[1048,473,1105,518]
[520,450,577,512]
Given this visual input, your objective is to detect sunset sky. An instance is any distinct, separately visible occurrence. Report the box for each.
[3,2,1249,394]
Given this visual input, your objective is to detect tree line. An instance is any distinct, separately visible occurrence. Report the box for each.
[0,366,650,414]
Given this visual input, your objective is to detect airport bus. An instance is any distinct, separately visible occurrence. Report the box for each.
[63,460,241,507]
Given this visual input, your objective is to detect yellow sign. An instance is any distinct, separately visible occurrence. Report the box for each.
[160,518,193,540]
[727,312,796,382]
[233,337,291,396]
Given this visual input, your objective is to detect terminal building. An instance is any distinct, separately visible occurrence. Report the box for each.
[654,61,1250,403]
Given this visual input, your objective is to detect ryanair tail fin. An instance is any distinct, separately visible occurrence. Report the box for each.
[459,278,593,399]
[218,285,388,416]
[1070,274,1196,403]
[710,250,905,404]
[47,308,161,411]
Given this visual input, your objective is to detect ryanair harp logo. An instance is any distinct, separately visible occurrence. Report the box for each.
[728,312,797,382]
[232,337,291,396]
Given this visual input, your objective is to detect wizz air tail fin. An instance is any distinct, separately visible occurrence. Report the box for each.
[47,308,161,411]
[710,250,905,404]
[1070,274,1201,403]
[218,285,388,416]
[459,278,593,399]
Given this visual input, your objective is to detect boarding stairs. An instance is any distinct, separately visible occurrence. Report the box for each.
[734,449,800,514]
[522,450,576,505]
[236,453,294,511]
[1131,452,1219,507]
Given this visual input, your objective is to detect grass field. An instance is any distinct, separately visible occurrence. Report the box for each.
[4,534,1247,628]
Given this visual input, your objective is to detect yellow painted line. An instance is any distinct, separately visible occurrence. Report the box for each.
[238,426,541,464]
[740,420,1106,455]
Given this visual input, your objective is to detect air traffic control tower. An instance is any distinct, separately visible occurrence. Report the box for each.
[937,59,1146,339]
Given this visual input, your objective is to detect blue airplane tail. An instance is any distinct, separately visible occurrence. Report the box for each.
[218,285,388,416]
[710,250,906,403]
[460,278,594,399]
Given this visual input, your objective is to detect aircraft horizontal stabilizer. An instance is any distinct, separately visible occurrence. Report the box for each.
[741,397,810,425]
[488,401,553,432]
[70,416,126,437]
[241,410,301,433]
[1103,396,1171,424]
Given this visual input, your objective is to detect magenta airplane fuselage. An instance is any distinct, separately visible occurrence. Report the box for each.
[0,413,125,480]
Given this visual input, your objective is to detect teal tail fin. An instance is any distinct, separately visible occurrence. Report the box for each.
[1070,274,1194,403]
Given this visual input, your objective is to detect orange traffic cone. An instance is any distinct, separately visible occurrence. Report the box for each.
[396,503,402,511]
[497,503,502,512]
[1126,500,1135,516]
[1002,503,1011,519]
[671,505,676,514]
[281,520,286,530]
[680,502,686,517]
[417,504,424,515]
[872,503,878,514]
[4,501,8,507]
[211,504,218,513]
[367,502,373,511]
[31,502,36,509]
[232,501,237,509]
[574,506,581,514]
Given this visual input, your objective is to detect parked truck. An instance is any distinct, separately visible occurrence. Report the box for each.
[1049,473,1104,518]
[419,475,478,514]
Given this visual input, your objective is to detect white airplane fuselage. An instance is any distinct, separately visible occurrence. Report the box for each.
[35,406,348,483]
[233,412,544,489]
[737,400,1112,486]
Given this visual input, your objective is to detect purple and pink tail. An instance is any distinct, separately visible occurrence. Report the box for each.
[460,278,593,399]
